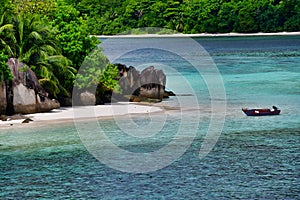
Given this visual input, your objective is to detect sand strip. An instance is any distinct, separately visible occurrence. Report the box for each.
[0,103,163,127]
[95,32,300,38]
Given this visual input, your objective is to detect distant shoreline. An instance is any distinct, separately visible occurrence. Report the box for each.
[95,32,300,38]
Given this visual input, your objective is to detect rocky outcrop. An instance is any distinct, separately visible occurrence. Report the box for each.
[140,66,166,100]
[116,64,175,102]
[118,65,140,96]
[0,58,60,115]
[72,64,174,105]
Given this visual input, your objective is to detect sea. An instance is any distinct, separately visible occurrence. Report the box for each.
[0,35,299,199]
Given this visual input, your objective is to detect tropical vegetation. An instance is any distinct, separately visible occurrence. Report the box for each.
[66,0,300,35]
[0,0,114,102]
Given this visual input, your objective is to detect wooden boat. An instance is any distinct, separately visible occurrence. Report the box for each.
[242,107,280,116]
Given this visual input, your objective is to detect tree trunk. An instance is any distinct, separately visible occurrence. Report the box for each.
[5,79,14,115]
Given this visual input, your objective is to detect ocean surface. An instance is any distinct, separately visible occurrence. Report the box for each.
[1,36,299,199]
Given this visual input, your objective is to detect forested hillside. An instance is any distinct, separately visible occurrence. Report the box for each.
[64,0,300,34]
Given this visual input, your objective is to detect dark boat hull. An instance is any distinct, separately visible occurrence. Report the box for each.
[242,108,280,116]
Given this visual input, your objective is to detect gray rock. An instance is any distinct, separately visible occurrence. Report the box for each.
[22,118,33,123]
[36,95,60,112]
[80,91,96,106]
[13,83,36,114]
[0,58,60,115]
[117,64,167,101]
[118,65,140,96]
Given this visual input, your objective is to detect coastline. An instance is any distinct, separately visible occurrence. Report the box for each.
[95,31,300,38]
[0,103,163,128]
[2,32,299,127]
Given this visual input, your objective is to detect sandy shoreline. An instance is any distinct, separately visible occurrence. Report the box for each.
[95,31,300,38]
[0,103,163,127]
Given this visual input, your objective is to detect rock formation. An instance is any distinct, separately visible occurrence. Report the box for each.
[0,58,60,115]
[79,91,96,106]
[118,65,140,96]
[116,64,175,102]
[140,66,166,100]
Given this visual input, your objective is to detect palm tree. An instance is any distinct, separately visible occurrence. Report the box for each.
[0,13,14,56]
[33,54,76,98]
[0,12,14,86]
[9,14,76,98]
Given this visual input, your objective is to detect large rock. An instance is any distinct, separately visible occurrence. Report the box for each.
[8,58,48,97]
[1,58,60,115]
[80,91,96,106]
[36,95,60,112]
[13,83,36,114]
[116,64,168,101]
[117,64,140,96]
[140,66,166,99]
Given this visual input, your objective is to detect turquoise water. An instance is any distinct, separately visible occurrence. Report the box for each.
[1,36,299,199]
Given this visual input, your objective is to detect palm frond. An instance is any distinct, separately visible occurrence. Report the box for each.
[0,24,13,33]
[0,13,4,25]
[40,65,52,78]
[39,78,60,97]
[40,45,58,55]
[28,31,43,42]
[0,38,13,56]
[2,14,76,98]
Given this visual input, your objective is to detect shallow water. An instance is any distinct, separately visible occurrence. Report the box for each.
[1,36,299,199]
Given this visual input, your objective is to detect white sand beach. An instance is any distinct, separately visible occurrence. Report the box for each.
[95,31,300,38]
[0,103,163,127]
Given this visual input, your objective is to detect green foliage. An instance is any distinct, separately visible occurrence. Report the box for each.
[75,47,120,95]
[0,0,14,16]
[1,1,117,100]
[11,0,57,17]
[68,0,300,34]
[235,1,259,33]
[32,54,76,97]
[0,10,77,98]
[0,51,12,81]
[0,12,14,82]
[50,4,100,70]
[75,47,109,90]
[10,14,77,98]
[0,13,14,56]
[10,14,55,62]
[99,64,120,93]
